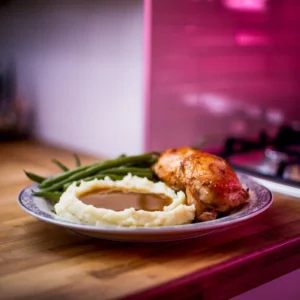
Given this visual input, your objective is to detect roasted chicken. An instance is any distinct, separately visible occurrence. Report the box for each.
[153,147,249,221]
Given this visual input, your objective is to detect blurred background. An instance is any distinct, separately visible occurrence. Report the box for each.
[1,2,300,299]
[0,0,144,157]
[0,0,300,186]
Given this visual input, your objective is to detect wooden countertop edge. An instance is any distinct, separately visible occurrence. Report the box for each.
[124,234,300,300]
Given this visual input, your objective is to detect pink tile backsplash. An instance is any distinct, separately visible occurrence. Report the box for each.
[145,0,300,152]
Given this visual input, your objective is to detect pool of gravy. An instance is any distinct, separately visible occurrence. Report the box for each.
[79,189,172,211]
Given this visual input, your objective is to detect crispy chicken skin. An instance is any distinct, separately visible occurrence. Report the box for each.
[153,147,197,191]
[153,147,249,221]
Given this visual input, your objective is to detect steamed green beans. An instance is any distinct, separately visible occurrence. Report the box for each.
[25,152,159,201]
[52,159,69,172]
[39,153,157,190]
[24,171,46,184]
[62,170,153,191]
[43,168,154,193]
[39,165,90,188]
[73,153,81,167]
[100,167,152,175]
[62,174,125,190]
[33,191,62,202]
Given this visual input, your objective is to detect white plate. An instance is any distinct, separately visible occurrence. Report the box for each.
[18,174,273,242]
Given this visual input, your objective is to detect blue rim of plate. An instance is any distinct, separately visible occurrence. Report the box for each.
[18,173,273,233]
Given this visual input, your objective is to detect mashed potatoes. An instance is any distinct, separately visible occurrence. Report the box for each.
[54,174,195,227]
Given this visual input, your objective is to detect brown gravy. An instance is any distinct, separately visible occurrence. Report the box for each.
[79,189,172,211]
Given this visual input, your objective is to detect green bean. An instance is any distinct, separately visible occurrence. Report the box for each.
[62,174,124,190]
[52,159,69,172]
[54,169,152,192]
[89,172,152,181]
[128,172,153,179]
[100,167,152,175]
[126,157,158,168]
[73,153,81,167]
[39,153,157,190]
[87,174,124,181]
[39,165,90,188]
[62,171,153,191]
[151,157,159,165]
[24,171,46,184]
[33,191,62,202]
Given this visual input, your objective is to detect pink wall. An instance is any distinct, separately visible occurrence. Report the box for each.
[146,0,300,151]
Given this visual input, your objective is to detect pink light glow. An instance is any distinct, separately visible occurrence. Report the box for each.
[235,30,271,46]
[183,93,233,116]
[223,0,267,11]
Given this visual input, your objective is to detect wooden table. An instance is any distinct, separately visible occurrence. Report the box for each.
[1,140,300,299]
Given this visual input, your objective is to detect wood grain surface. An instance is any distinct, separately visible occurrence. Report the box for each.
[0,140,300,300]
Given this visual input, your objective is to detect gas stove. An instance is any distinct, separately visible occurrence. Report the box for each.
[211,125,300,198]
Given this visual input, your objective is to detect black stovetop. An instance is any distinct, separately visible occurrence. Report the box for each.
[209,125,300,188]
